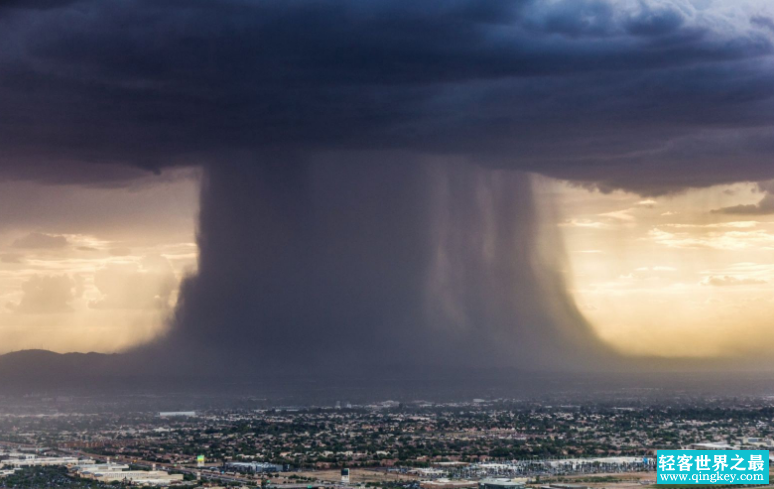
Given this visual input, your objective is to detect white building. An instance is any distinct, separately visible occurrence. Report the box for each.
[80,465,184,486]
[76,463,131,475]
[1,454,91,468]
[92,470,184,485]
[225,461,283,473]
[479,478,526,489]
[686,442,736,450]
[159,411,197,417]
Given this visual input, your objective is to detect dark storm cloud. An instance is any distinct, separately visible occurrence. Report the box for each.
[0,0,773,191]
[0,0,82,11]
[3,0,774,376]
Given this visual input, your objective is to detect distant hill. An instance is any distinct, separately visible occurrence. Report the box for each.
[0,349,128,391]
[0,348,112,365]
[0,349,116,372]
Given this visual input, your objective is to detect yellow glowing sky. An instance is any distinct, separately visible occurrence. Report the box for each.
[544,177,774,359]
[2,167,773,360]
[0,169,199,353]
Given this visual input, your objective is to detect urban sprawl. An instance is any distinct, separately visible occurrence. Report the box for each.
[2,398,774,489]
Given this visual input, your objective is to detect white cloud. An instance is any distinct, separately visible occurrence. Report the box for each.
[648,228,774,250]
[635,266,677,272]
[560,219,609,229]
[600,209,636,221]
[8,275,82,314]
[701,276,768,287]
[89,255,176,310]
[665,221,759,229]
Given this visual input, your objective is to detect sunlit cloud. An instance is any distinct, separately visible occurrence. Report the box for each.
[665,221,759,229]
[600,209,636,221]
[561,219,610,229]
[7,275,82,314]
[701,276,768,286]
[551,179,774,359]
[0,170,199,354]
[648,228,774,250]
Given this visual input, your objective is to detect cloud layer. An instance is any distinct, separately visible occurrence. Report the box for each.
[12,232,69,250]
[1,0,774,192]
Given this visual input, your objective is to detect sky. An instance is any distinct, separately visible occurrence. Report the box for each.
[2,0,774,376]
[0,169,199,353]
[550,179,774,360]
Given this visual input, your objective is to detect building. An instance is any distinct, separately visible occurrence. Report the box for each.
[225,462,284,473]
[159,411,197,418]
[75,463,131,475]
[741,437,772,448]
[479,479,526,489]
[76,462,183,486]
[82,467,183,486]
[413,468,447,477]
[420,479,477,489]
[685,442,735,450]
[1,454,92,468]
[93,470,184,485]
